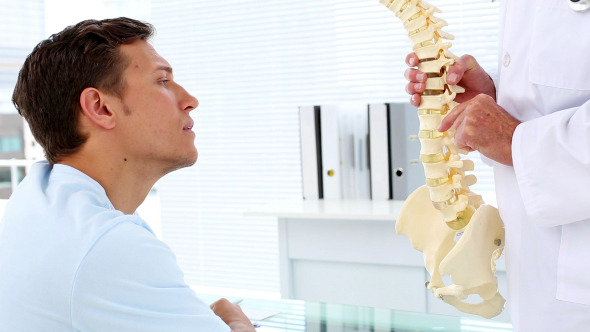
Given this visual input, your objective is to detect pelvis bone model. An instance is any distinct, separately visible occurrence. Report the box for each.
[379,0,506,318]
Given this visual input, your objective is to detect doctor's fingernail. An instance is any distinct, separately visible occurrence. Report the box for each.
[416,73,426,81]
[447,73,458,84]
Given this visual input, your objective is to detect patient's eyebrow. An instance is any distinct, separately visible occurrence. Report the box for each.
[154,65,173,74]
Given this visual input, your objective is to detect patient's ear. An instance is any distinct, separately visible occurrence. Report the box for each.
[79,87,116,130]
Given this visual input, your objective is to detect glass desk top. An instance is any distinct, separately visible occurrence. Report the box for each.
[203,296,513,332]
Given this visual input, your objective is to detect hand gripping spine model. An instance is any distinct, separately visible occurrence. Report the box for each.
[379,0,506,318]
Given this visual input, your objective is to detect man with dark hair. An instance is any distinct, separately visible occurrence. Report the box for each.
[0,17,254,331]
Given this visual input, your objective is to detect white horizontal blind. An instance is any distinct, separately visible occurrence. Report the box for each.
[151,0,500,295]
[0,0,45,114]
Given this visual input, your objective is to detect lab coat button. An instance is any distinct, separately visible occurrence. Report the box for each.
[503,53,511,67]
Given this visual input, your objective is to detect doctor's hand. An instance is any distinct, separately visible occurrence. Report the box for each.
[405,53,497,106]
[210,298,256,331]
[438,94,520,166]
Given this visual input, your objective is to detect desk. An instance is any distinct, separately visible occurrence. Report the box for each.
[246,199,510,322]
[205,296,513,331]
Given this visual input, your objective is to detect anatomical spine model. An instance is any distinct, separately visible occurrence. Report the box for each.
[380,0,506,318]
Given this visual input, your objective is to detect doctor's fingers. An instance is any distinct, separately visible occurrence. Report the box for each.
[446,54,480,85]
[447,55,496,100]
[409,93,421,107]
[440,95,519,164]
[405,52,420,67]
[439,94,498,132]
[405,80,426,95]
[404,67,427,83]
[452,108,517,166]
[438,100,468,132]
[405,67,427,106]
[452,119,476,153]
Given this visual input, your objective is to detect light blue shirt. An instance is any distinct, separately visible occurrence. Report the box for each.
[0,162,230,331]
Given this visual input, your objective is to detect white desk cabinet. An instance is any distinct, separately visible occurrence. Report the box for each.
[247,199,510,322]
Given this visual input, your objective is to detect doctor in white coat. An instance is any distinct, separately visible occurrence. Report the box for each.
[406,0,590,331]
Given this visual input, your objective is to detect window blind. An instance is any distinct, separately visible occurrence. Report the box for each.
[150,0,500,297]
[0,0,45,114]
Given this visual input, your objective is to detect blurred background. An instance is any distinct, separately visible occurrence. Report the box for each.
[0,0,500,301]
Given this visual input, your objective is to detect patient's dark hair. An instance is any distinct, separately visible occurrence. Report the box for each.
[12,17,154,164]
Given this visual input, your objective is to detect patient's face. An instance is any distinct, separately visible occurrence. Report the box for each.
[111,40,200,174]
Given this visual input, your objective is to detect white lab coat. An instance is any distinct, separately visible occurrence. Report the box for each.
[495,0,590,330]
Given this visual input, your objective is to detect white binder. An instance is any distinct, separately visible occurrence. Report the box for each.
[388,102,423,200]
[352,109,370,199]
[299,106,322,199]
[319,106,342,199]
[338,103,370,199]
[368,103,392,200]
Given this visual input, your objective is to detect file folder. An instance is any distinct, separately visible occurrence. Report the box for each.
[368,103,393,200]
[299,106,322,199]
[319,106,342,199]
[298,105,342,199]
[388,102,424,200]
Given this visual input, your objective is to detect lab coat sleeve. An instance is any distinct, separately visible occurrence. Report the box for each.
[512,102,590,227]
[70,219,231,332]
